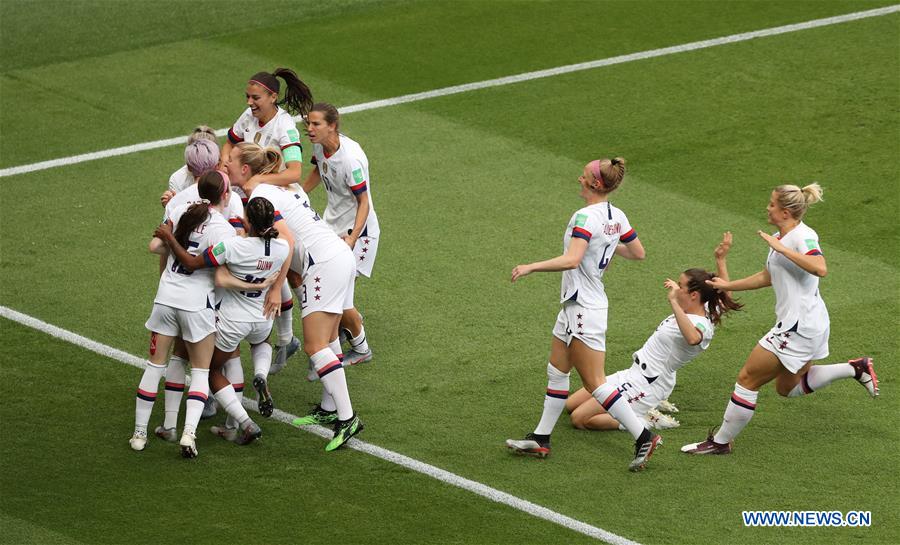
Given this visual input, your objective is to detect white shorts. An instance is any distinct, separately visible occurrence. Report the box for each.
[758,325,830,374]
[215,314,272,352]
[353,235,378,278]
[606,366,669,418]
[145,303,216,344]
[552,302,607,352]
[299,248,356,318]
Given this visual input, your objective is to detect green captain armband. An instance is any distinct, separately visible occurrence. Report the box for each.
[283,145,302,163]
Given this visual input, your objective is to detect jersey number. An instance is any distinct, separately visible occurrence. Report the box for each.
[171,241,200,275]
[598,244,612,270]
[239,275,266,298]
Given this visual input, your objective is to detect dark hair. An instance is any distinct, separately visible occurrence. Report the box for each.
[683,268,743,326]
[309,102,340,130]
[173,171,226,249]
[246,197,279,240]
[249,68,313,117]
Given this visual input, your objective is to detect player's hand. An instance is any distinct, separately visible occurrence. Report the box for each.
[340,234,357,248]
[758,230,788,254]
[664,278,680,300]
[260,275,279,291]
[705,276,730,292]
[160,190,176,207]
[153,222,174,242]
[264,283,283,319]
[714,231,732,259]
[511,264,533,282]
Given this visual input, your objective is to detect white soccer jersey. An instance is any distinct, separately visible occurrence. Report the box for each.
[634,313,714,393]
[311,134,380,238]
[560,202,637,309]
[249,184,345,266]
[203,236,290,321]
[154,205,236,311]
[227,107,303,164]
[168,165,194,193]
[766,222,829,336]
[165,183,245,231]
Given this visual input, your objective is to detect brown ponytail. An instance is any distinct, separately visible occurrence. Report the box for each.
[683,268,743,326]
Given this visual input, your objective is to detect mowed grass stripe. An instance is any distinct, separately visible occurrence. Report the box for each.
[2,3,897,178]
[0,306,641,545]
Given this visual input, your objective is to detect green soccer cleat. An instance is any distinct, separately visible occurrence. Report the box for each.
[324,414,364,451]
[292,404,339,427]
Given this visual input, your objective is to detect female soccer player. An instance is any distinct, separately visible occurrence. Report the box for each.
[155,196,291,445]
[220,68,313,371]
[132,170,237,458]
[163,125,219,198]
[224,143,364,451]
[682,184,879,455]
[504,157,660,472]
[566,233,741,431]
[302,102,380,365]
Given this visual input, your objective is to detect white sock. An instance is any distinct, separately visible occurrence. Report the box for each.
[591,382,646,440]
[329,338,344,364]
[135,361,166,433]
[251,343,273,378]
[223,356,244,429]
[311,348,353,420]
[275,284,294,346]
[713,383,758,444]
[320,339,342,411]
[183,368,210,436]
[213,384,251,427]
[788,364,855,397]
[534,363,570,436]
[349,325,369,353]
[162,355,187,430]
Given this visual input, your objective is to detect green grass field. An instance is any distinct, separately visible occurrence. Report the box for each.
[1,2,898,544]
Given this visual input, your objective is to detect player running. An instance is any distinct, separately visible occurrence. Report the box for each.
[155,196,291,445]
[682,184,879,456]
[303,103,380,366]
[504,157,661,472]
[224,143,364,451]
[221,67,314,374]
[566,233,742,432]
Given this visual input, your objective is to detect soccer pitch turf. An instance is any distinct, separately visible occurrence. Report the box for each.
[1,1,898,544]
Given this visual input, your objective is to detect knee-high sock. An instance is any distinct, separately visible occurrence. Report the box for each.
[162,355,187,430]
[713,384,758,444]
[275,284,294,346]
[311,348,353,420]
[591,382,645,440]
[788,363,854,397]
[533,363,570,435]
[224,356,244,429]
[213,384,251,428]
[251,343,273,378]
[319,339,344,412]
[349,325,369,353]
[183,368,210,436]
[135,361,166,433]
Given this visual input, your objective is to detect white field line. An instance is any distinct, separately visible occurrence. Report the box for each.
[2,5,898,179]
[0,305,640,545]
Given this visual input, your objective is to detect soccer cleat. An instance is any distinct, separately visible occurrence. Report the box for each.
[292,404,339,427]
[129,430,148,452]
[344,348,373,366]
[656,399,679,413]
[849,357,879,398]
[505,433,551,458]
[644,409,680,430]
[325,414,364,451]
[210,425,238,442]
[629,430,663,471]
[681,429,733,455]
[179,431,198,459]
[234,421,262,446]
[253,374,275,417]
[200,395,218,420]
[154,425,178,442]
[270,336,301,375]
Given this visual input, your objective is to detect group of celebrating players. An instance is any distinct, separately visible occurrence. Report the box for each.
[130,68,377,458]
[129,67,879,470]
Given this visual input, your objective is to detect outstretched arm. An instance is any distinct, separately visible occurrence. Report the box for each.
[511,238,588,282]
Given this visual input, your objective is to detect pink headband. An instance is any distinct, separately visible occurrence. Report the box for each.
[588,160,606,188]
[249,79,277,95]
[216,169,231,197]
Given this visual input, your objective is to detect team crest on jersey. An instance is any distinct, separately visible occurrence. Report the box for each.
[254,133,262,144]
[257,259,273,271]
[322,162,328,174]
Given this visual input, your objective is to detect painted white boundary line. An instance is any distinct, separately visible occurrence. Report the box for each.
[2,5,898,179]
[0,305,640,545]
